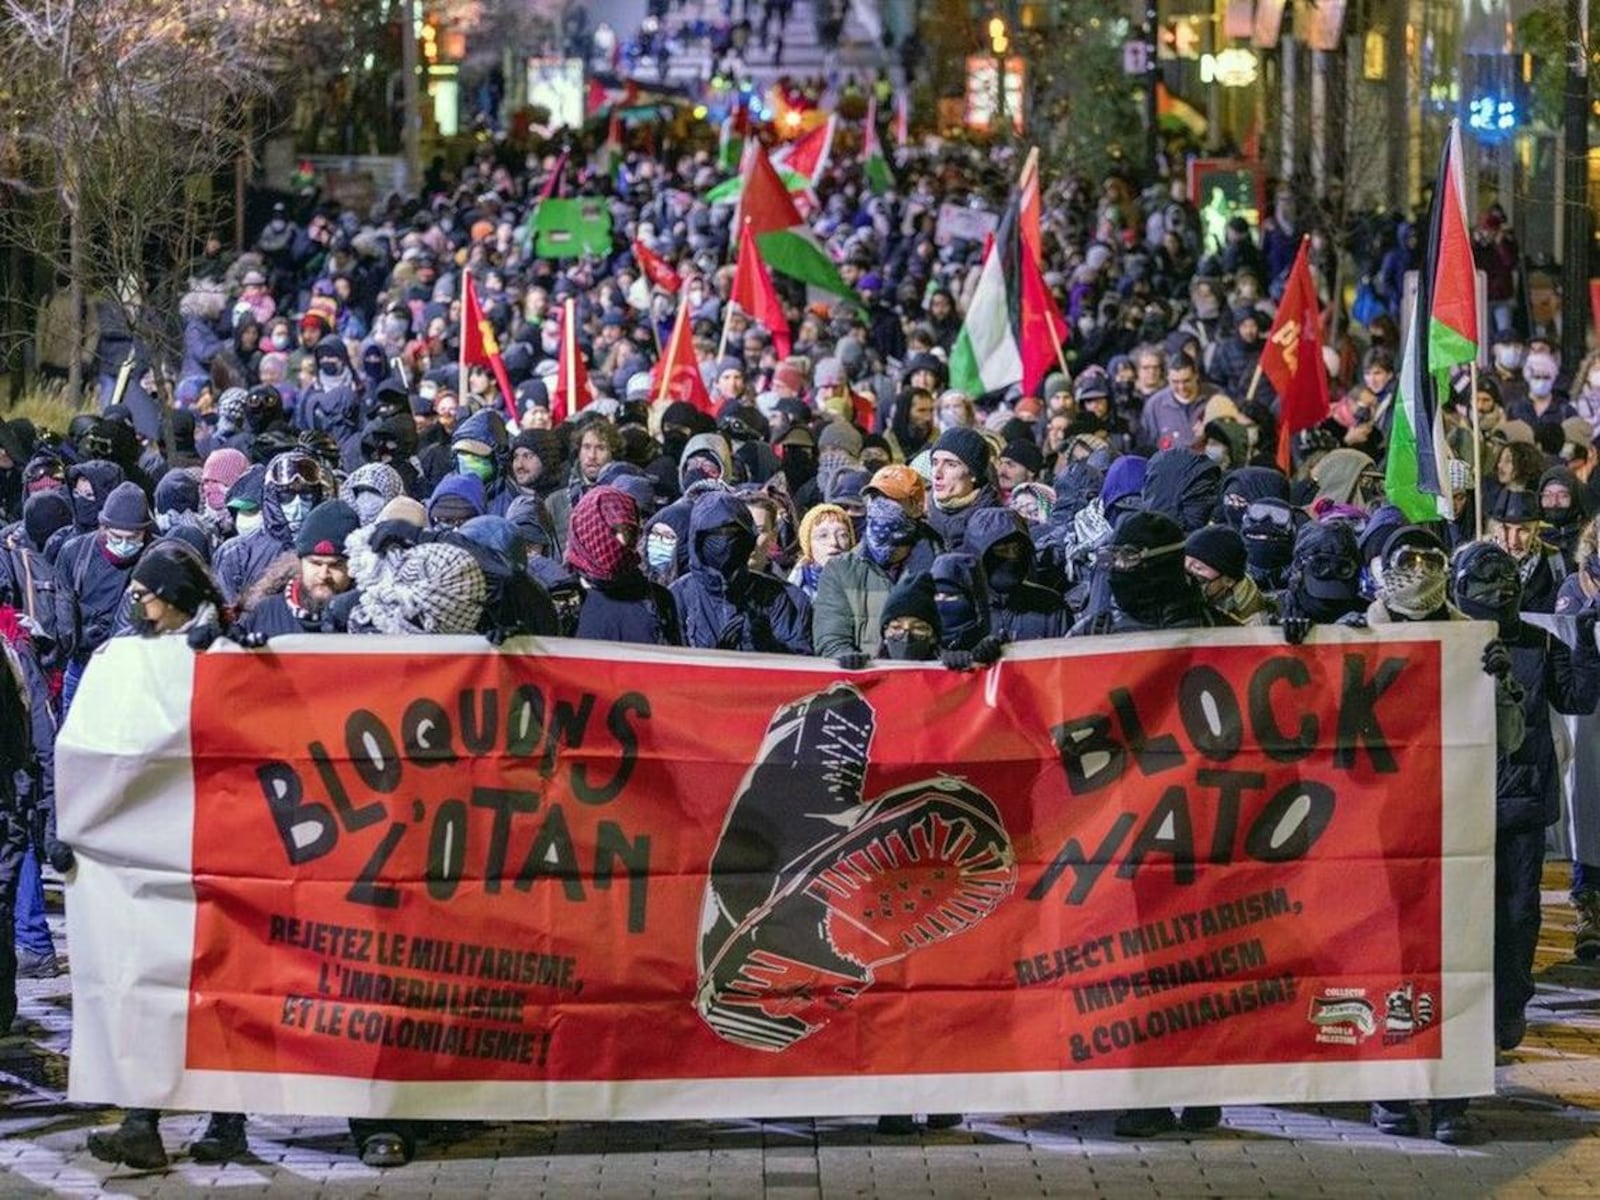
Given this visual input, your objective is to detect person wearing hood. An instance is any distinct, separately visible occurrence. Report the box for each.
[789,502,856,599]
[213,450,334,605]
[1274,521,1366,640]
[235,384,296,464]
[670,491,811,654]
[56,481,154,708]
[1072,510,1224,636]
[565,485,679,645]
[341,462,407,526]
[642,496,696,591]
[299,338,362,440]
[928,552,1005,669]
[448,408,517,518]
[965,508,1070,641]
[200,447,251,539]
[427,473,486,530]
[239,499,361,638]
[1239,496,1299,592]
[1488,488,1566,614]
[1064,454,1151,618]
[450,515,561,642]
[15,492,73,559]
[60,459,127,548]
[678,430,738,495]
[1184,525,1271,624]
[1034,460,1105,596]
[152,471,203,536]
[926,427,999,554]
[1538,466,1587,567]
[815,465,942,660]
[1452,541,1599,1063]
[357,408,425,499]
[1140,448,1221,534]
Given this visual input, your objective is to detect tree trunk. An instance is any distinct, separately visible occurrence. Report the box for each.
[67,199,84,405]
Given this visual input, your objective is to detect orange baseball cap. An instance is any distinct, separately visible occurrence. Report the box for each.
[864,464,926,507]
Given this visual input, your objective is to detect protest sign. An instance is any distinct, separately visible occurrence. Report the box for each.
[58,626,1495,1120]
[533,198,613,258]
[934,202,999,247]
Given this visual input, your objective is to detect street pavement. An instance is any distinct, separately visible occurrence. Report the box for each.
[4,865,1600,1198]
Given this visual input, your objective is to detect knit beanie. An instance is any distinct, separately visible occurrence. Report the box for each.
[295,499,361,558]
[933,427,993,482]
[879,571,941,635]
[99,481,153,531]
[1000,439,1044,476]
[22,492,72,550]
[377,496,427,528]
[202,448,251,492]
[131,542,217,617]
[154,471,201,516]
[817,418,865,459]
[1184,525,1248,582]
[798,503,856,563]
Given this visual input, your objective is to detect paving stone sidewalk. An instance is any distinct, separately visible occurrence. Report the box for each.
[4,868,1600,1198]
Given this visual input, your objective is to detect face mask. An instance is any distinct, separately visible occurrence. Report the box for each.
[985,549,1026,593]
[1495,346,1524,372]
[245,404,278,433]
[73,494,99,528]
[935,591,981,643]
[1193,297,1220,321]
[1204,443,1229,466]
[280,494,312,533]
[1528,377,1555,399]
[235,510,263,536]
[353,491,387,525]
[318,365,347,387]
[105,534,143,561]
[646,532,676,570]
[1379,560,1447,620]
[456,452,495,483]
[864,496,918,556]
[698,530,748,576]
[882,631,937,661]
[269,333,291,351]
[127,595,156,637]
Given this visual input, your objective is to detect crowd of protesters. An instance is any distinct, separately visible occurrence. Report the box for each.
[3,90,1598,1167]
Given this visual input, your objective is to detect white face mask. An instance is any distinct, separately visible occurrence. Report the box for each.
[1494,346,1524,372]
[234,510,264,536]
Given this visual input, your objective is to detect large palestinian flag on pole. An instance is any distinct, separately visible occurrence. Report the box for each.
[948,193,1064,398]
[1385,120,1479,522]
[740,145,860,310]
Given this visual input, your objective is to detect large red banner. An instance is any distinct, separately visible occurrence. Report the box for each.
[59,629,1496,1118]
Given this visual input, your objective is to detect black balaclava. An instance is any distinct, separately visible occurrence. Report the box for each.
[1107,510,1191,624]
[1451,541,1523,636]
[1285,521,1364,623]
[1240,497,1296,587]
[1219,466,1291,530]
[244,385,286,434]
[930,552,991,650]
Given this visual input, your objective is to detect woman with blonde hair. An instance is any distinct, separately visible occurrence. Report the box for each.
[789,503,856,599]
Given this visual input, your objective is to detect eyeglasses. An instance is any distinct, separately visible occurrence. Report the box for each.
[1095,540,1186,572]
[128,586,154,604]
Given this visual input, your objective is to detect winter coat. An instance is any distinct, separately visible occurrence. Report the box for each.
[811,532,941,658]
[1141,449,1222,534]
[965,507,1070,642]
[54,534,138,655]
[669,492,811,654]
[1138,387,1209,455]
[575,573,682,645]
[1498,617,1600,831]
[236,552,339,638]
[925,484,1000,556]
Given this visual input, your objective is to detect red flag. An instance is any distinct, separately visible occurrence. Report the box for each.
[730,219,792,360]
[652,296,714,414]
[549,298,592,426]
[1016,152,1068,393]
[633,239,682,293]
[1262,238,1330,471]
[538,149,569,202]
[460,272,517,423]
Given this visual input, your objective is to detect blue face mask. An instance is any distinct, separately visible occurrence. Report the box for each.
[280,494,312,533]
[105,534,144,560]
[646,532,676,571]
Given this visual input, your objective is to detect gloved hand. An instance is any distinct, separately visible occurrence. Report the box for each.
[941,648,975,671]
[1280,614,1312,646]
[43,835,75,874]
[1576,610,1600,655]
[836,650,871,671]
[368,519,421,556]
[1482,638,1512,679]
[186,624,219,651]
[972,636,1003,666]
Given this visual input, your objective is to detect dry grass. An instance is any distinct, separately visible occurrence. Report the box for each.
[5,381,97,434]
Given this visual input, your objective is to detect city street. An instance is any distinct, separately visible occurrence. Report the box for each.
[4,868,1600,1198]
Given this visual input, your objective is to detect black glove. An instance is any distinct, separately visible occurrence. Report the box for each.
[1577,611,1600,655]
[186,624,220,651]
[941,648,975,671]
[972,636,1003,666]
[836,650,871,671]
[1482,639,1512,679]
[1280,614,1312,646]
[43,835,75,874]
[368,519,421,557]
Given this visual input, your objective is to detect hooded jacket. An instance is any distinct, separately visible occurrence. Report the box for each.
[1140,449,1222,534]
[930,552,993,650]
[212,457,328,605]
[669,491,811,654]
[925,482,1000,555]
[966,507,1071,641]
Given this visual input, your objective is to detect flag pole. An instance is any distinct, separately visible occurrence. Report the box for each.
[1470,360,1484,540]
[1244,363,1263,404]
[565,297,578,415]
[458,273,467,404]
[656,295,684,407]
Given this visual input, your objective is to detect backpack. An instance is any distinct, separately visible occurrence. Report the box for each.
[1,542,80,670]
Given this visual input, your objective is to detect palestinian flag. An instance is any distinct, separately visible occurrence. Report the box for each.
[773,114,836,190]
[591,112,623,180]
[740,146,860,310]
[718,97,751,172]
[948,195,1062,398]
[862,97,893,196]
[1385,120,1478,522]
[706,145,810,204]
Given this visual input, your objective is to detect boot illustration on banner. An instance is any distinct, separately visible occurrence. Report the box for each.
[695,682,1017,1051]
